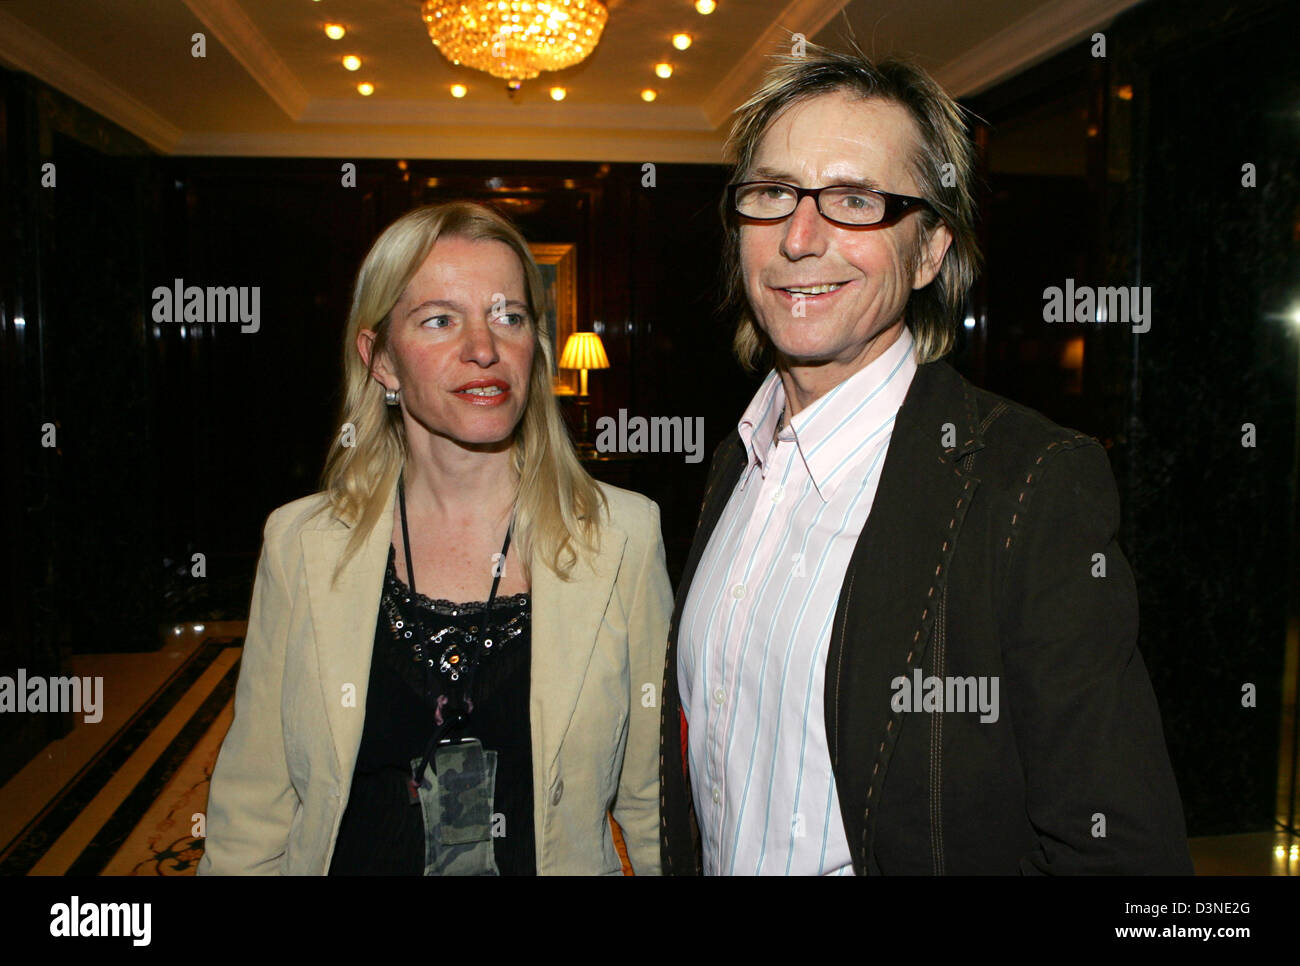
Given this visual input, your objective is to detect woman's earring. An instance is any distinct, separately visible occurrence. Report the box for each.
[384,387,400,407]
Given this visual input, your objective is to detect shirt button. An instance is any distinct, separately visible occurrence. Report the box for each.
[712,787,721,804]
[731,583,746,599]
[550,780,564,806]
[772,485,785,504]
[713,687,725,705]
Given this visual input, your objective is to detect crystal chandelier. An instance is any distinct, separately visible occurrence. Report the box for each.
[422,1,610,85]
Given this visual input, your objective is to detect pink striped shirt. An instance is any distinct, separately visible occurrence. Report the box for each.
[679,326,918,875]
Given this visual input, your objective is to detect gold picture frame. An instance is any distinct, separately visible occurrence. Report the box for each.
[529,242,579,395]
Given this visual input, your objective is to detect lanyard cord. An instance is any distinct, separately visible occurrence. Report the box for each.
[398,471,513,788]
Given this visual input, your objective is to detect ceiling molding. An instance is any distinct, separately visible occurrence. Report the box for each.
[181,0,309,120]
[934,0,1144,97]
[701,0,851,130]
[0,8,182,152]
[173,129,727,165]
[298,97,714,132]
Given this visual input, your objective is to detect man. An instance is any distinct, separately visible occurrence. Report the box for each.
[658,43,1191,875]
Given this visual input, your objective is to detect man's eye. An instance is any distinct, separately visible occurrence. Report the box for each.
[839,194,869,208]
[762,185,793,199]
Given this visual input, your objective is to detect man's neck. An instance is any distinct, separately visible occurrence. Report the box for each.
[776,321,906,420]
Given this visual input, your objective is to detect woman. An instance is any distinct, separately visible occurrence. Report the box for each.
[198,201,672,875]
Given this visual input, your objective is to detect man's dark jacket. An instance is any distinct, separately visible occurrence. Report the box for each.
[658,358,1192,875]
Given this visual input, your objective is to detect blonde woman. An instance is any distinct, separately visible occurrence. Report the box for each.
[198,201,672,875]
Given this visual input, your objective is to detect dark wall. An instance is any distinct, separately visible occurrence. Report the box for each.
[968,0,1300,836]
[1,71,161,784]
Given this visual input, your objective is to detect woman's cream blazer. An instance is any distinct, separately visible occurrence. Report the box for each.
[197,479,672,875]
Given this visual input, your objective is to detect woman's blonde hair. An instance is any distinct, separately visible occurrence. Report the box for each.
[318,201,605,584]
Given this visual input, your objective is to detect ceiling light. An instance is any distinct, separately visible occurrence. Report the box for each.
[550,87,567,101]
[655,62,673,78]
[672,33,692,50]
[357,82,374,96]
[342,54,361,71]
[324,24,345,40]
[422,0,609,85]
[641,88,657,102]
[696,1,717,13]
[450,84,467,98]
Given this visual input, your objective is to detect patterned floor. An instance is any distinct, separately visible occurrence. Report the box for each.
[0,637,241,876]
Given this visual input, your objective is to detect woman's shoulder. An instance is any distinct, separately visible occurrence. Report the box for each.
[592,481,661,535]
[263,490,345,541]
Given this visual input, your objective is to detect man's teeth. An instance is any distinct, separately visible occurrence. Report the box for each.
[783,283,844,295]
[460,386,504,396]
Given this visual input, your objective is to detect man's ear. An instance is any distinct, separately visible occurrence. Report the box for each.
[356,328,396,390]
[912,222,954,291]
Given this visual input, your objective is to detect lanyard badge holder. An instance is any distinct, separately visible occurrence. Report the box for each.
[398,472,511,876]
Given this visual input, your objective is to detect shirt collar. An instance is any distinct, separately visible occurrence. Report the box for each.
[735,326,918,500]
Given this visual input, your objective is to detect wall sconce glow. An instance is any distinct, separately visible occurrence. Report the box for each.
[342,54,361,71]
[655,62,673,79]
[357,82,375,96]
[450,84,467,98]
[641,88,657,102]
[963,314,975,330]
[13,316,23,329]
[672,33,692,50]
[696,0,717,12]
[324,24,345,40]
[1289,304,1300,328]
[550,86,567,101]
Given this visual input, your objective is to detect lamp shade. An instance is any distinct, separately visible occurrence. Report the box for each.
[559,332,610,371]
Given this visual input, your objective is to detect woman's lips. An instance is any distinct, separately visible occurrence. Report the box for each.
[451,380,511,406]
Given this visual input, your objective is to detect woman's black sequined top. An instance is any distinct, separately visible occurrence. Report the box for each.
[328,544,534,875]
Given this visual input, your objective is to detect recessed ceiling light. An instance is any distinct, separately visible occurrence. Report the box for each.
[672,33,692,50]
[641,88,657,102]
[655,63,673,79]
[357,82,374,96]
[450,84,467,98]
[324,24,345,40]
[696,1,717,13]
[342,54,361,71]
[550,87,567,101]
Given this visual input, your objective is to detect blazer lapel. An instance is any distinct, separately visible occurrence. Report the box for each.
[668,432,747,646]
[661,432,747,873]
[302,481,397,786]
[529,517,627,772]
[823,361,985,871]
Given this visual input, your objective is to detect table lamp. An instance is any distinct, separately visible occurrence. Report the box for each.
[559,331,609,454]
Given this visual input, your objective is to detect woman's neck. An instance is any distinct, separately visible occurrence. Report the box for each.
[401,435,517,528]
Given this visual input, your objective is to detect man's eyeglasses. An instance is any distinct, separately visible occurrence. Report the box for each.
[729,180,935,227]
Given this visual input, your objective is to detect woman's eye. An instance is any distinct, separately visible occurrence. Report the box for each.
[422,315,453,329]
[495,313,526,326]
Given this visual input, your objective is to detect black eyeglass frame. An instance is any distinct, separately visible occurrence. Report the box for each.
[727,180,937,228]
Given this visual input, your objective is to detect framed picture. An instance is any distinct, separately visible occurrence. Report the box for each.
[529,242,579,395]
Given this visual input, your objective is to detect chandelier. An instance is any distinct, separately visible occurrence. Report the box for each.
[421,1,610,84]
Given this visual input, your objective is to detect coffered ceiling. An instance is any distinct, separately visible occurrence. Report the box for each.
[0,0,1142,162]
